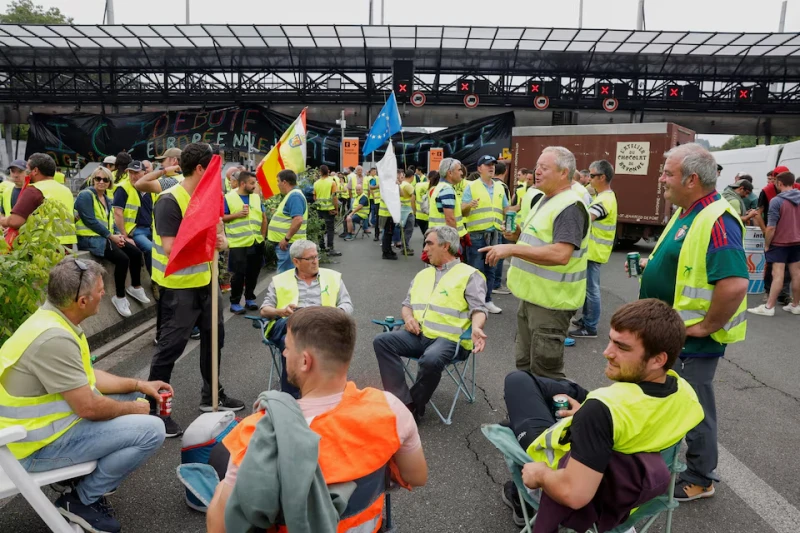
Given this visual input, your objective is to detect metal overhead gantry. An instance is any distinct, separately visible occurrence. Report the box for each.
[1,24,800,115]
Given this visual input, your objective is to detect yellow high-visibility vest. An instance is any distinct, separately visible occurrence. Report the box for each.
[428,182,466,237]
[464,179,505,233]
[75,189,114,237]
[587,190,618,264]
[267,188,308,243]
[32,179,77,245]
[224,190,264,248]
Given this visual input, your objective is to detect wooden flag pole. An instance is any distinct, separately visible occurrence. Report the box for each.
[211,250,220,412]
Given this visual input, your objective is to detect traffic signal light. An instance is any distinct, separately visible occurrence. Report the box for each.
[735,86,752,102]
[614,83,630,99]
[457,78,474,94]
[393,79,412,100]
[529,80,560,98]
[664,85,682,100]
[595,82,613,98]
[752,86,769,103]
[683,84,700,101]
[392,60,414,102]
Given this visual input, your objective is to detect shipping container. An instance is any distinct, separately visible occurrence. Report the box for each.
[512,123,695,246]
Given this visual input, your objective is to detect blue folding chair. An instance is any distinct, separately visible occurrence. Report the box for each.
[244,315,283,391]
[481,424,686,533]
[373,319,476,425]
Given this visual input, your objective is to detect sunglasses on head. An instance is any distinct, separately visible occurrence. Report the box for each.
[94,176,110,183]
[73,259,88,302]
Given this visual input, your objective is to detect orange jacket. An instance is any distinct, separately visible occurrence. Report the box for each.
[224,383,404,533]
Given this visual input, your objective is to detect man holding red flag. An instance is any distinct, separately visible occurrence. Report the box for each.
[149,143,244,438]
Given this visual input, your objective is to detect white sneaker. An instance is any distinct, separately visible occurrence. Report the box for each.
[747,304,775,317]
[111,296,132,317]
[485,301,503,314]
[782,303,800,315]
[126,286,151,304]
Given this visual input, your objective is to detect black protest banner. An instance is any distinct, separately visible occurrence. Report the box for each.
[26,106,513,171]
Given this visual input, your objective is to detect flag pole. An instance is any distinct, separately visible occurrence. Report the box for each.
[211,250,219,412]
[399,128,408,257]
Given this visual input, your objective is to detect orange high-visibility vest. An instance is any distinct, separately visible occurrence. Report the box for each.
[224,382,404,533]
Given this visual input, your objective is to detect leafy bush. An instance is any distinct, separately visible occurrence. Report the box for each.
[0,198,72,344]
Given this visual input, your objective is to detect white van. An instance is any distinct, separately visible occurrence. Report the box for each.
[713,140,800,194]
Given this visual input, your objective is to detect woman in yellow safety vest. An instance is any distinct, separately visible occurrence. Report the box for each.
[75,167,150,318]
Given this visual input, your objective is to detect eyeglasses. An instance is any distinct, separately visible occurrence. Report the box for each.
[297,255,319,262]
[73,259,88,302]
[589,173,605,178]
[93,177,110,183]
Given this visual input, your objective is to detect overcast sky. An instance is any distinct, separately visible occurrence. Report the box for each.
[13,0,799,145]
[18,0,797,31]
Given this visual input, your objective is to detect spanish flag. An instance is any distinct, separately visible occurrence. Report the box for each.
[256,109,307,200]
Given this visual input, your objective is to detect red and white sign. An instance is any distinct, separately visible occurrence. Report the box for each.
[464,94,479,108]
[603,98,619,113]
[411,91,426,107]
[533,95,550,110]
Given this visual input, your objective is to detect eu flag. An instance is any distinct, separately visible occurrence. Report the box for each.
[363,92,403,157]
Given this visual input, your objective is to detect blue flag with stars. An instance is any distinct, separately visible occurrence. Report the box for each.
[362,92,402,157]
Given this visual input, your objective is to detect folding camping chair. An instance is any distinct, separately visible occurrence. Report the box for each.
[245,315,283,391]
[481,424,686,533]
[0,425,94,533]
[373,319,477,425]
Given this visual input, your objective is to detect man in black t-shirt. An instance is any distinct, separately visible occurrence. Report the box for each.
[500,299,703,526]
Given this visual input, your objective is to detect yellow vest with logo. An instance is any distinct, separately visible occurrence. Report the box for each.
[32,180,77,245]
[0,308,97,459]
[266,268,341,336]
[527,370,704,469]
[651,199,747,345]
[587,190,618,264]
[224,190,264,248]
[75,189,114,237]
[428,182,467,237]
[267,188,308,243]
[414,182,430,222]
[465,179,505,232]
[151,184,212,289]
[408,262,480,350]
[508,189,589,310]
[314,176,336,211]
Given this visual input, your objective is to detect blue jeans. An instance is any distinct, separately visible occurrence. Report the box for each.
[369,203,379,227]
[131,226,153,274]
[494,236,510,289]
[580,260,602,333]
[19,393,165,505]
[466,232,498,302]
[275,242,293,273]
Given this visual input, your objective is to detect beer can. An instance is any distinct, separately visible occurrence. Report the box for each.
[627,252,641,278]
[505,211,517,232]
[158,389,173,417]
[553,395,570,419]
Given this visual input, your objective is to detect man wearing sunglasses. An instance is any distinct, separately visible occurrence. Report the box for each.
[0,257,169,533]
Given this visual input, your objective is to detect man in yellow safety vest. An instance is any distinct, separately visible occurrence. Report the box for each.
[637,143,747,502]
[223,170,267,314]
[267,169,308,273]
[374,225,487,420]
[0,257,168,533]
[259,239,353,397]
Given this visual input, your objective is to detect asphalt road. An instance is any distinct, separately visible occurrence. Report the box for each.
[3,234,799,533]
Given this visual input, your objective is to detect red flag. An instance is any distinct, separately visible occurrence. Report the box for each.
[165,154,223,277]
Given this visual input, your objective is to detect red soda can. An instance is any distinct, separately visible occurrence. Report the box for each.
[158,389,173,417]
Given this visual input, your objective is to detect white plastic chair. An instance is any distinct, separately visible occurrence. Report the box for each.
[0,425,96,533]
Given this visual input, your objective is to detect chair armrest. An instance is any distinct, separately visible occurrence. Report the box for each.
[0,425,27,447]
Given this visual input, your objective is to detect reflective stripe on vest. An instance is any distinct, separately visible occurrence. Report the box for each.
[587,190,618,264]
[224,383,401,533]
[151,184,212,289]
[314,176,336,211]
[266,268,341,336]
[508,188,589,310]
[464,179,505,232]
[428,182,466,237]
[650,199,747,345]
[119,179,142,234]
[32,180,77,245]
[224,190,264,248]
[75,190,114,237]
[0,308,97,459]
[267,188,308,243]
[408,262,479,350]
[526,370,704,470]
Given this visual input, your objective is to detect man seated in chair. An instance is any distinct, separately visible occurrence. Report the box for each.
[0,257,169,533]
[343,183,370,240]
[374,225,488,420]
[206,307,428,533]
[259,239,353,398]
[501,299,704,527]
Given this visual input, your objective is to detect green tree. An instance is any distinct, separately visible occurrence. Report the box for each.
[717,135,800,151]
[0,0,72,24]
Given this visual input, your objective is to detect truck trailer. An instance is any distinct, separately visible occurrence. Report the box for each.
[512,122,695,247]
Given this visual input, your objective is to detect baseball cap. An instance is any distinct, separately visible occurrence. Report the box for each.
[127,160,145,172]
[155,147,182,160]
[769,165,790,176]
[477,155,497,166]
[7,159,26,171]
[103,155,117,164]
